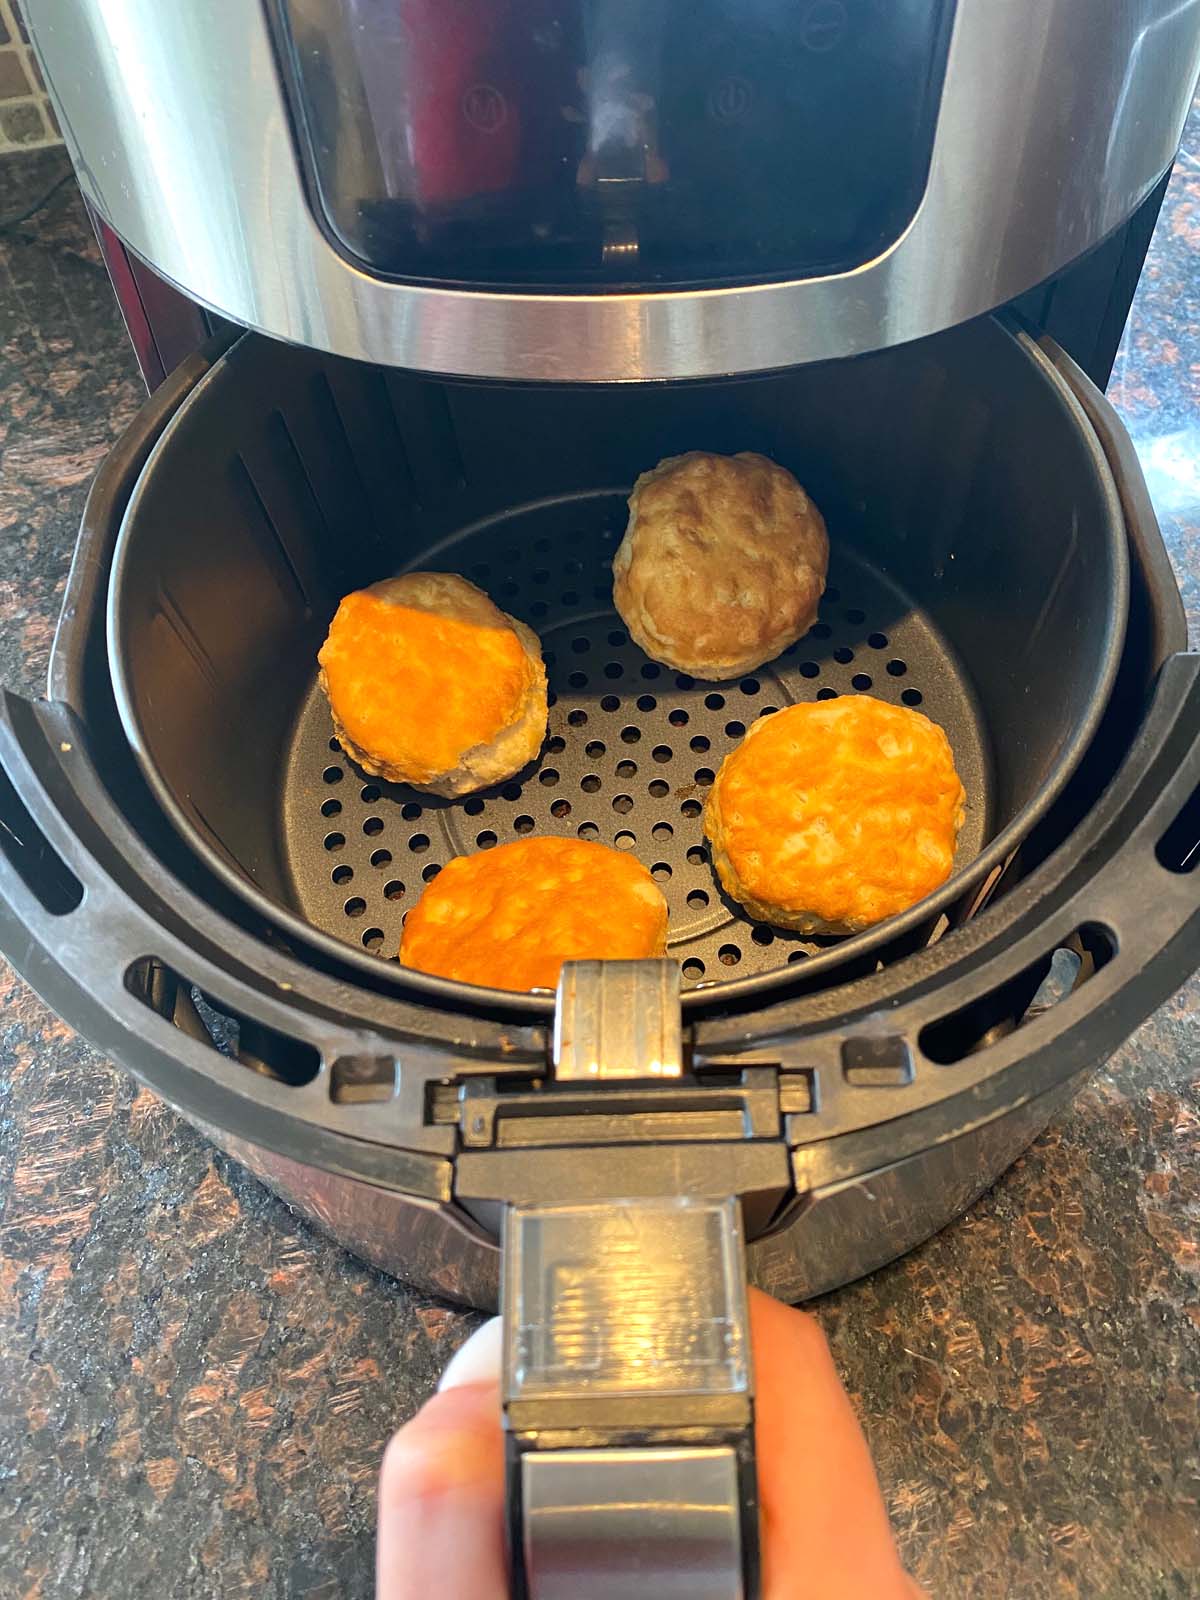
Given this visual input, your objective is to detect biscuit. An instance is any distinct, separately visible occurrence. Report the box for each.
[399,835,669,992]
[318,572,546,796]
[704,696,966,934]
[612,451,828,679]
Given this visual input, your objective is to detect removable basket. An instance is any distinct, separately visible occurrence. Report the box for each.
[108,317,1128,1005]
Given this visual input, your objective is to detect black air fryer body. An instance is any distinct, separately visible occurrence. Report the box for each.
[35,177,1188,1287]
[0,274,1194,1300]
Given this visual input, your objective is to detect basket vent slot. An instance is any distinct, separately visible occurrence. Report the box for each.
[330,1054,398,1104]
[125,958,320,1086]
[919,925,1115,1066]
[1157,780,1200,873]
[0,765,82,915]
[841,1035,913,1087]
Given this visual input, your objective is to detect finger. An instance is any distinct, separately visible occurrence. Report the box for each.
[750,1288,920,1599]
[377,1340,507,1600]
[438,1315,502,1392]
[379,1297,921,1600]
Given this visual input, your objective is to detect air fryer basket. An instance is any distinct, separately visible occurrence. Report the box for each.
[0,327,1192,1315]
[108,317,1128,1006]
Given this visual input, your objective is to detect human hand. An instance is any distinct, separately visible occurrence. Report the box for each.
[378,1287,923,1598]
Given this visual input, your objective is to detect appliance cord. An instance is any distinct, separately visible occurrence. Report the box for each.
[0,168,73,233]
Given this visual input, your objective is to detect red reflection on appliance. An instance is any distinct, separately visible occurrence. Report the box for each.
[394,0,524,207]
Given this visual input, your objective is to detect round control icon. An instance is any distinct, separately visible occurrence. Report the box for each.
[462,83,508,133]
[799,0,848,53]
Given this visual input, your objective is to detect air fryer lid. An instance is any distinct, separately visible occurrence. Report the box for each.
[108,317,1128,1010]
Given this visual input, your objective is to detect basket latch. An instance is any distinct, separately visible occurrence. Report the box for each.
[552,957,683,1081]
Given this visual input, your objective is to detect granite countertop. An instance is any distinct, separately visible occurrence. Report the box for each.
[1,120,1198,1599]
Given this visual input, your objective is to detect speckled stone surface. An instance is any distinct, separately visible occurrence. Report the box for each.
[0,111,1198,1598]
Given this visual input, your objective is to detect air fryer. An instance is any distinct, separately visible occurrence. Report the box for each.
[9,0,1200,1592]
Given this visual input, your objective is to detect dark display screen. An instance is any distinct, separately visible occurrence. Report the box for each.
[274,0,954,289]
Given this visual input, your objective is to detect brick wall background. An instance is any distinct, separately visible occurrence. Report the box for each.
[0,0,63,153]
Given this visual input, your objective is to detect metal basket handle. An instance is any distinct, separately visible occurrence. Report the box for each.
[500,962,760,1599]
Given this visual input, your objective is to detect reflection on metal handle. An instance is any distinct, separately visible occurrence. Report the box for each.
[522,1444,743,1600]
[553,958,683,1081]
[503,1194,757,1599]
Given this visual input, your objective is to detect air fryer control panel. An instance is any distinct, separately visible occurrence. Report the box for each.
[274,0,953,288]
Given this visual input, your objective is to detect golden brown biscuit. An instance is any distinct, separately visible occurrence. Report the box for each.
[704,696,966,934]
[612,452,829,679]
[399,835,669,992]
[318,572,546,796]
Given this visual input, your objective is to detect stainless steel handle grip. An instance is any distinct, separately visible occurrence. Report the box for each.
[502,1195,758,1598]
[500,961,758,1596]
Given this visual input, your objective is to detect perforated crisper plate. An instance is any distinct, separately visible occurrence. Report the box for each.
[281,491,991,988]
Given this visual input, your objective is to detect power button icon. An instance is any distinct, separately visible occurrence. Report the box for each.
[709,75,755,124]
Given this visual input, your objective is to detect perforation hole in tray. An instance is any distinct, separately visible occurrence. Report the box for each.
[283,504,989,985]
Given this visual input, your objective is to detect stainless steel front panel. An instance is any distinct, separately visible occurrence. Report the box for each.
[25,0,1200,379]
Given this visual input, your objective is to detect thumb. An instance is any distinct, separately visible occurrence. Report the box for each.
[377,1319,507,1600]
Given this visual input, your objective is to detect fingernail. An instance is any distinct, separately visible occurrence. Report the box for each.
[438,1316,502,1392]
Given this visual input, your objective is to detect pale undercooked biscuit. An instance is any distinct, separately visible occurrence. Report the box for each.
[612,451,829,679]
[704,696,966,934]
[318,572,546,797]
[398,835,669,992]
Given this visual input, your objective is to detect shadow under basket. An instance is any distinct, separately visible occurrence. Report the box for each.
[107,316,1127,1007]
